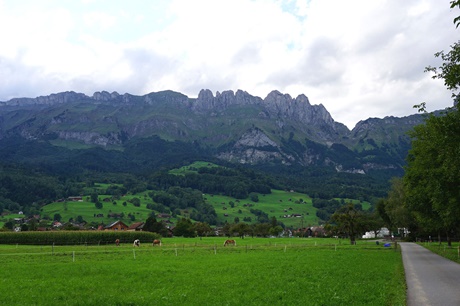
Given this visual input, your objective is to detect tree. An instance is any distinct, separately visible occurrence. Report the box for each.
[129,197,141,207]
[330,203,366,245]
[254,223,271,237]
[3,220,14,230]
[362,211,385,239]
[90,192,98,203]
[230,222,251,238]
[380,178,413,234]
[193,222,212,238]
[404,108,460,245]
[403,1,460,246]
[53,213,62,222]
[172,218,195,237]
[269,225,283,237]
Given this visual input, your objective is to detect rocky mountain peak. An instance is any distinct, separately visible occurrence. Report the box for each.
[92,91,120,101]
[192,89,262,112]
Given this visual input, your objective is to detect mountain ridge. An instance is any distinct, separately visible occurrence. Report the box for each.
[0,89,427,179]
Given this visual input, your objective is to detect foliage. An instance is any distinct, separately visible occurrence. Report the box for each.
[193,222,212,237]
[402,1,460,245]
[143,216,169,237]
[404,107,460,244]
[329,204,367,244]
[173,218,195,237]
[0,231,160,245]
[377,178,414,233]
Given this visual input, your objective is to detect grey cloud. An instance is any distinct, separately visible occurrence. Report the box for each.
[264,37,345,90]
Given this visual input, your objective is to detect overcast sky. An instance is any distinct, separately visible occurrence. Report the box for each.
[0,0,458,128]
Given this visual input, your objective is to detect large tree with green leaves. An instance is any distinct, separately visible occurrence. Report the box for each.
[377,178,414,236]
[404,1,460,246]
[330,203,366,245]
[405,107,460,245]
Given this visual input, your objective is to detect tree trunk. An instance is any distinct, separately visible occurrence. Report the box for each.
[350,235,356,245]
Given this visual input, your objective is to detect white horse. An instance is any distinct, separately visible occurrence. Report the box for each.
[133,239,140,247]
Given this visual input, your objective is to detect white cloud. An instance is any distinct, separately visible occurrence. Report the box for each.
[0,0,458,128]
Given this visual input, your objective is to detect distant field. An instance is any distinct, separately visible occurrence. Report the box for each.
[168,161,219,175]
[41,193,154,226]
[206,189,318,228]
[34,163,372,228]
[37,187,371,228]
[0,237,406,305]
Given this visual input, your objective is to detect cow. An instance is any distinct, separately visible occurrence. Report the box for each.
[115,239,120,246]
[133,239,140,247]
[152,239,162,246]
[224,239,236,246]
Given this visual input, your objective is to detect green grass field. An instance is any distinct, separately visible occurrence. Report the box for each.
[206,190,318,228]
[0,237,406,305]
[418,241,460,264]
[41,193,153,226]
[30,161,374,228]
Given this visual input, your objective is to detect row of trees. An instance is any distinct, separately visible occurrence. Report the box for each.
[377,1,460,246]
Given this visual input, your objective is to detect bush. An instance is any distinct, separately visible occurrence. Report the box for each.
[0,231,161,245]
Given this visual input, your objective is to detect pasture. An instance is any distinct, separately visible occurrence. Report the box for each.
[41,193,154,225]
[0,237,406,305]
[206,189,318,228]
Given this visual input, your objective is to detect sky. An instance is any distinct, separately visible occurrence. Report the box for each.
[0,0,458,129]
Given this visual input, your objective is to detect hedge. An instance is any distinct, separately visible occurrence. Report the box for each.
[0,231,161,245]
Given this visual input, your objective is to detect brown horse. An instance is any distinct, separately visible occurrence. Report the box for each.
[152,239,162,246]
[224,239,236,246]
[115,239,120,246]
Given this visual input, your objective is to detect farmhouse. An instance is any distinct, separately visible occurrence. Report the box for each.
[104,220,129,231]
[128,222,144,231]
[67,196,83,201]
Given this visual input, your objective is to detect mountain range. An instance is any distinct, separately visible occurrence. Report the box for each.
[0,89,425,178]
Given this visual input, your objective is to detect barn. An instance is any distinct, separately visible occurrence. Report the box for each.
[104,220,129,231]
[128,222,144,231]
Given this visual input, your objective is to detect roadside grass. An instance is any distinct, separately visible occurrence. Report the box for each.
[0,238,406,305]
[418,241,460,264]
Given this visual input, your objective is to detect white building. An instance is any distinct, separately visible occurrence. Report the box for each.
[362,227,390,239]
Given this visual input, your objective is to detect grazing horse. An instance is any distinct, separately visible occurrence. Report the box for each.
[115,239,120,246]
[224,239,236,246]
[152,239,162,246]
[133,239,140,247]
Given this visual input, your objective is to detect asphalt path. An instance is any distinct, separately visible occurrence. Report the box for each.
[400,242,460,306]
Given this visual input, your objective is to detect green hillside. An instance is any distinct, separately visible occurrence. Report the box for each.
[41,192,154,226]
[38,187,320,229]
[206,190,318,228]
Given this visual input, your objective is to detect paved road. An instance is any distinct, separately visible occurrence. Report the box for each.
[400,242,460,306]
